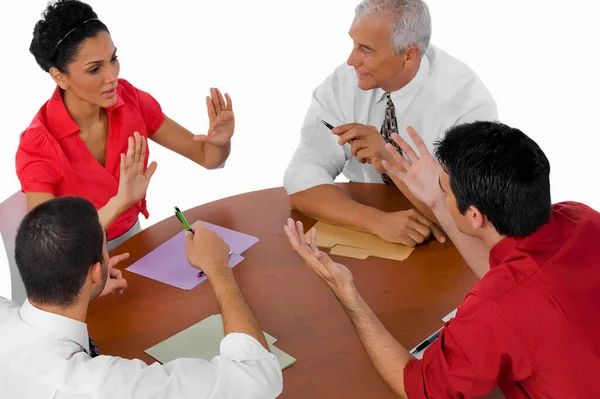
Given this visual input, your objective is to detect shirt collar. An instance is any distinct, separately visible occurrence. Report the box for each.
[489,236,520,269]
[488,206,564,269]
[376,54,431,103]
[46,85,125,140]
[19,299,90,354]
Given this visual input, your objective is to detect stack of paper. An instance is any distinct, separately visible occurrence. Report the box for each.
[410,308,458,359]
[442,309,457,322]
[126,221,259,290]
[145,314,296,370]
[306,221,414,260]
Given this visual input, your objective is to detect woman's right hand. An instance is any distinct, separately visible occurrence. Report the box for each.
[114,132,157,210]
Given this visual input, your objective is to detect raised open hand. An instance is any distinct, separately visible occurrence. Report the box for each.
[115,132,157,209]
[382,127,445,209]
[193,88,234,146]
[284,218,354,297]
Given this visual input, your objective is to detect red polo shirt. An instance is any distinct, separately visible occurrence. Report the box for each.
[15,78,165,240]
[404,201,600,398]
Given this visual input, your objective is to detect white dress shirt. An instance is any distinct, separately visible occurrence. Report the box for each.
[0,297,283,399]
[284,45,498,195]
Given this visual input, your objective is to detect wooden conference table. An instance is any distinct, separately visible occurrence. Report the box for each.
[88,183,503,399]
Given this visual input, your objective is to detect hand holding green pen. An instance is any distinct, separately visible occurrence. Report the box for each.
[175,206,232,278]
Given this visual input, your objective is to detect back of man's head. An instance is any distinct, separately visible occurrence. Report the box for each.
[15,196,104,306]
[435,121,552,237]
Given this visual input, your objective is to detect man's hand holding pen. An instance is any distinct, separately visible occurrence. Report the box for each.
[184,221,232,280]
[322,120,393,174]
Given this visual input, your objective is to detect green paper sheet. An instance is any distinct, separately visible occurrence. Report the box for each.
[145,314,295,370]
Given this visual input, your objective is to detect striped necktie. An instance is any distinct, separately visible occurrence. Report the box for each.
[88,337,99,357]
[380,92,402,184]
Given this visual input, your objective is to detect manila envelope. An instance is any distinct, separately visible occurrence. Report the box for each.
[305,221,414,261]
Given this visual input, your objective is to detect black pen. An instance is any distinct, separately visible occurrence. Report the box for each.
[321,120,335,130]
[322,119,354,144]
[410,327,443,354]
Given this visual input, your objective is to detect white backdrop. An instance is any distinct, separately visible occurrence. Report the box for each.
[1,0,599,230]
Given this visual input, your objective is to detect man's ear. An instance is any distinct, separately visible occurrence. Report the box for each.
[469,205,485,230]
[49,66,69,90]
[89,262,103,284]
[403,45,421,67]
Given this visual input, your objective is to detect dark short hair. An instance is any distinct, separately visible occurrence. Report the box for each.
[15,196,105,306]
[434,121,551,237]
[29,0,109,72]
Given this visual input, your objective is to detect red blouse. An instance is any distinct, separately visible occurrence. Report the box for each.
[15,78,165,240]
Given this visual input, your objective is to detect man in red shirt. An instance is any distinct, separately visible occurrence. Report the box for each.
[285,121,600,398]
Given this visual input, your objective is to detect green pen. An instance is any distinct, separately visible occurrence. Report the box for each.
[174,206,231,278]
[175,206,204,277]
[174,206,193,232]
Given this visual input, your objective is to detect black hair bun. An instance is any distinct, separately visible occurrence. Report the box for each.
[30,0,104,72]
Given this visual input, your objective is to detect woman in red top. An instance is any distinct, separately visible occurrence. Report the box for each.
[16,0,234,251]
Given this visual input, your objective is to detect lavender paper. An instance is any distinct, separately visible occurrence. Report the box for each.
[126,222,259,290]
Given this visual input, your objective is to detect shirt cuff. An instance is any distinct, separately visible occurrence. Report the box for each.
[20,182,55,195]
[219,333,273,362]
[148,112,166,135]
[404,358,427,399]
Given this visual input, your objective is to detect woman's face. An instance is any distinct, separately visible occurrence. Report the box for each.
[52,30,120,108]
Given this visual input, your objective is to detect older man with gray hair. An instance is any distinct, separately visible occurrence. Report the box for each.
[284,0,497,246]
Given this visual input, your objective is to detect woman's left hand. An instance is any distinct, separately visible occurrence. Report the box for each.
[193,88,234,146]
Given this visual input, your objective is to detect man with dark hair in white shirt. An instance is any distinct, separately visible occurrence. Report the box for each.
[0,196,283,398]
[284,0,497,247]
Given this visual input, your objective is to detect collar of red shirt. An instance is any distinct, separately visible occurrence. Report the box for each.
[45,85,125,140]
[489,236,520,269]
[488,204,573,271]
